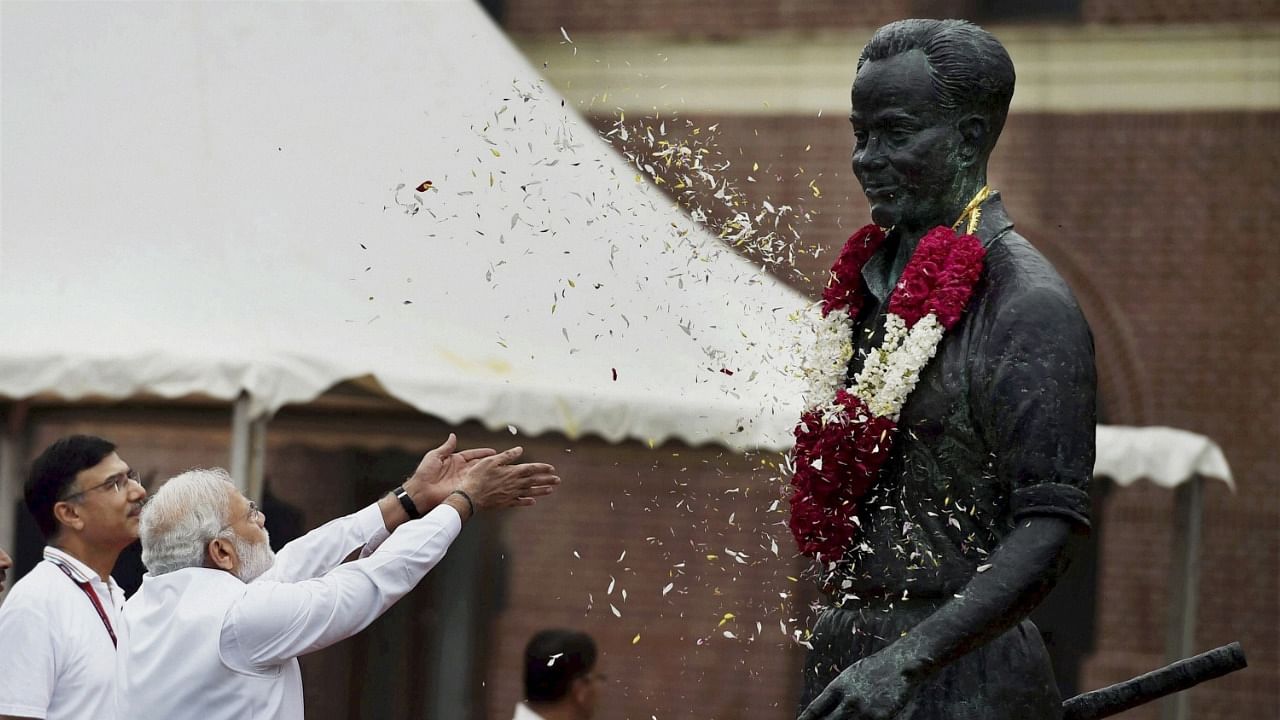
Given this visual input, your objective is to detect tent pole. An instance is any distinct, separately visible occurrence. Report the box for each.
[1160,474,1204,720]
[230,393,267,504]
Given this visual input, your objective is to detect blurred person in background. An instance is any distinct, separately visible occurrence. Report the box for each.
[0,547,12,595]
[516,628,603,720]
[0,435,147,720]
[119,435,558,720]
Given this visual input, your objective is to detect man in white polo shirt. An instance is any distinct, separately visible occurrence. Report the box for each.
[119,434,558,719]
[0,435,147,720]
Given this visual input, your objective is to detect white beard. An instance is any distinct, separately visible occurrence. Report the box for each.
[230,532,275,583]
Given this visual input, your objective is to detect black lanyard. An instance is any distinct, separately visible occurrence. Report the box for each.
[50,560,118,648]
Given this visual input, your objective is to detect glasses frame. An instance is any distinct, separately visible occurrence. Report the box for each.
[59,469,141,502]
[218,500,262,534]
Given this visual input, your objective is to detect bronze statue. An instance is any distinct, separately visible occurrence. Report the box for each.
[792,19,1095,720]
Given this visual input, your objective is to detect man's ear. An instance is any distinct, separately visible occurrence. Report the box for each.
[571,675,591,706]
[957,114,988,167]
[52,501,85,533]
[207,536,237,572]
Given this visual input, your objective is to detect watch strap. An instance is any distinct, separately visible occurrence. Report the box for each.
[393,485,423,520]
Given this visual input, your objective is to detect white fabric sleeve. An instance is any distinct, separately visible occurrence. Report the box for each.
[359,523,392,558]
[220,504,462,672]
[0,601,56,718]
[256,502,388,583]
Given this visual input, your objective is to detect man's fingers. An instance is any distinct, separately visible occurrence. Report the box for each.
[516,468,559,482]
[521,485,557,497]
[513,497,537,507]
[488,446,524,464]
[456,447,497,461]
[426,433,457,460]
[510,462,556,477]
[472,446,521,470]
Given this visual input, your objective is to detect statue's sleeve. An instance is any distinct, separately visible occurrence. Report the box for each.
[971,280,1096,530]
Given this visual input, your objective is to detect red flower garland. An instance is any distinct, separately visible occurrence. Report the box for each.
[790,389,896,558]
[820,224,886,319]
[888,226,987,330]
[789,225,986,561]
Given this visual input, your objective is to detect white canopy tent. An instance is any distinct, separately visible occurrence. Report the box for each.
[1093,425,1234,720]
[1,0,814,577]
[0,0,806,451]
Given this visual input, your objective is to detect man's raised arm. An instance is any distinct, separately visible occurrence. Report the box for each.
[223,446,559,670]
[261,434,505,582]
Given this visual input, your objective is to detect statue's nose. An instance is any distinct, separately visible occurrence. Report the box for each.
[855,137,889,173]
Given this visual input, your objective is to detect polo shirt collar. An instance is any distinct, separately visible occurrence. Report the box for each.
[44,545,116,592]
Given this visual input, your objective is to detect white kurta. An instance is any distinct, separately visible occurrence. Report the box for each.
[0,547,127,720]
[119,502,461,720]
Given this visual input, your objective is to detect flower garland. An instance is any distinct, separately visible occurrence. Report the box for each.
[789,189,991,561]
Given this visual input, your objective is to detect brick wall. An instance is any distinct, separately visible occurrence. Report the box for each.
[483,434,810,720]
[589,108,1280,718]
[502,0,1280,35]
[1083,0,1280,23]
[503,1,908,37]
[26,407,232,482]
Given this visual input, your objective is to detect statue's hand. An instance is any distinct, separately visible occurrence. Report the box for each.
[799,648,918,720]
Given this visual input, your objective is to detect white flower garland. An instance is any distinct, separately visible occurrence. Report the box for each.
[798,304,854,409]
[799,305,947,424]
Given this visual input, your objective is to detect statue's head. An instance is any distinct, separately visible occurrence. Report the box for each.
[851,19,1015,233]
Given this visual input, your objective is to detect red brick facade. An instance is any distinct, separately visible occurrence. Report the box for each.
[502,0,1280,35]
[503,0,906,37]
[1083,0,1280,23]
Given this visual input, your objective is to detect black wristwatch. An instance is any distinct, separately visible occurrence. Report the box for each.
[392,485,423,520]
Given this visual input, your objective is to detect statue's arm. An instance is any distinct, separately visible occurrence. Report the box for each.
[896,274,1097,675]
[892,514,1075,677]
[800,518,1077,720]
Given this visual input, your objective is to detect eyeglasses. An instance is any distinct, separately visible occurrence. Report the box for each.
[219,501,263,533]
[60,469,141,502]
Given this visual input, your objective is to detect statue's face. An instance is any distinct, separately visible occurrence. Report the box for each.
[851,49,965,233]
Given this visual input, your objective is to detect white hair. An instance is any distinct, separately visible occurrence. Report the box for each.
[140,468,236,576]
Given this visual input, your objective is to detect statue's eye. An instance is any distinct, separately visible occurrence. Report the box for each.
[853,130,868,146]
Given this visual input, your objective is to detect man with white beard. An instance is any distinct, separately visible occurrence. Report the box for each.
[118,434,558,719]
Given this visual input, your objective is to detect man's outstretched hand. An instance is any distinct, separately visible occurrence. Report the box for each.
[453,446,558,515]
[799,646,919,720]
[404,433,498,508]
